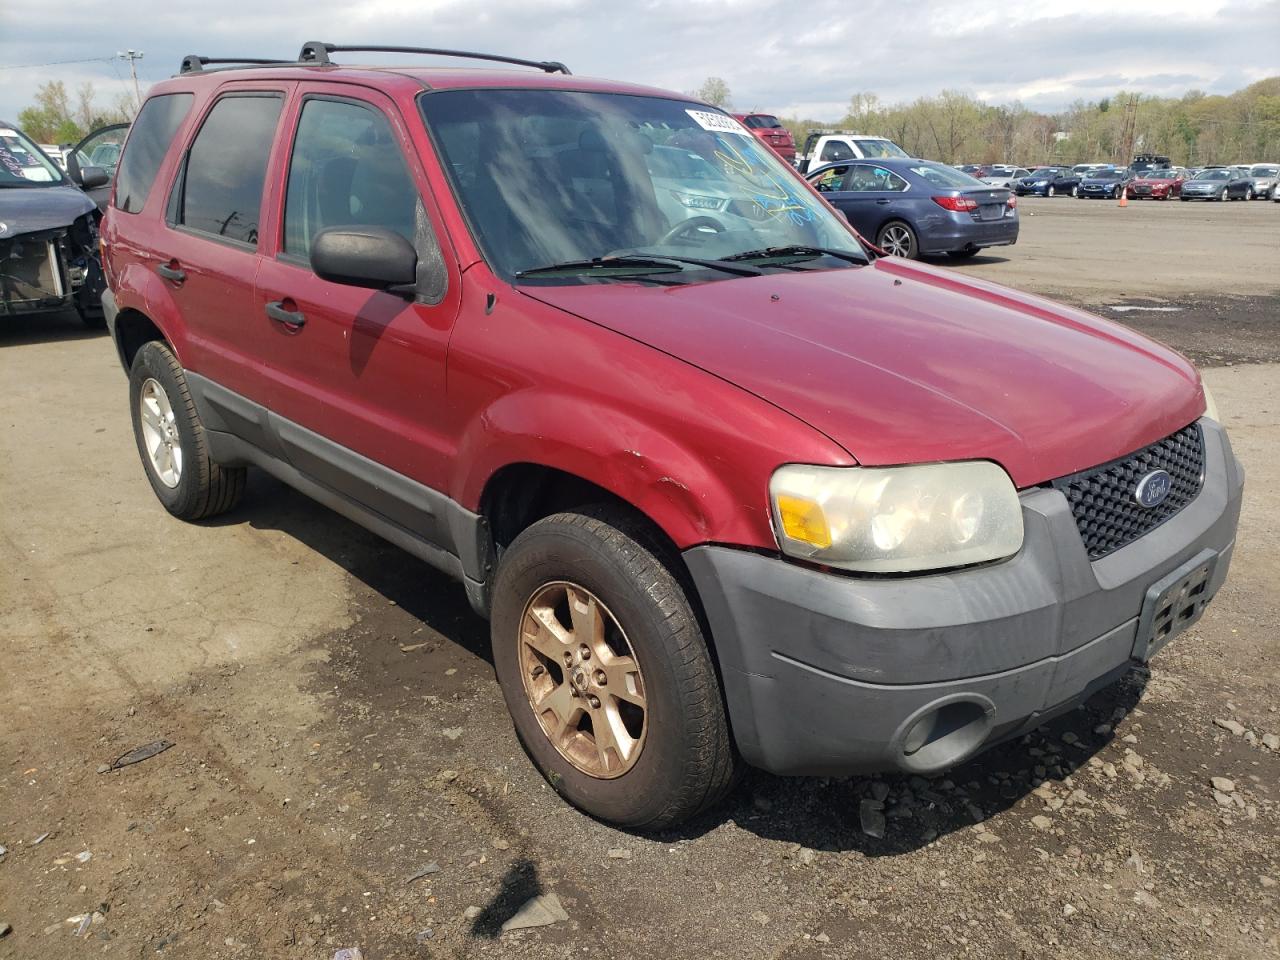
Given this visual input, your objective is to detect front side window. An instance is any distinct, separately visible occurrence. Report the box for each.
[420,89,865,283]
[284,98,420,259]
[114,94,193,213]
[0,125,65,186]
[177,94,283,245]
[812,165,849,192]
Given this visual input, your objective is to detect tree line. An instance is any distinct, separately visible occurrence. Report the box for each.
[16,81,136,145]
[698,77,1280,166]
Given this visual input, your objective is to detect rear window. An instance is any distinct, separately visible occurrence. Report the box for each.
[176,94,283,246]
[910,163,984,189]
[113,93,193,214]
[746,115,782,129]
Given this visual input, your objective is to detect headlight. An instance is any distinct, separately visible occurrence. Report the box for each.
[769,461,1024,574]
[1201,382,1219,422]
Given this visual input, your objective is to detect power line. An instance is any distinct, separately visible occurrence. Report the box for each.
[0,56,117,72]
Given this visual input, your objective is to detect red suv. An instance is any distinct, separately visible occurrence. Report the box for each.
[732,113,797,163]
[101,43,1242,830]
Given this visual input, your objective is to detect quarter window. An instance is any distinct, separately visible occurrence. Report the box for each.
[177,94,283,245]
[283,98,419,259]
[114,93,193,214]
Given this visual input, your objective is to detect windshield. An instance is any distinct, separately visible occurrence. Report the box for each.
[420,90,866,282]
[909,162,984,189]
[851,138,909,159]
[0,125,65,187]
[1195,169,1229,181]
[1252,165,1279,176]
[1143,170,1174,179]
[1089,171,1122,180]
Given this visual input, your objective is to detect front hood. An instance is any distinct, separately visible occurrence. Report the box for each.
[0,184,94,237]
[520,260,1203,488]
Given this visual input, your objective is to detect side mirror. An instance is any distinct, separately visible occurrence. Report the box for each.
[311,226,418,295]
[77,165,110,190]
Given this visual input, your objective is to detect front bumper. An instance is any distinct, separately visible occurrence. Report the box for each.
[685,419,1243,777]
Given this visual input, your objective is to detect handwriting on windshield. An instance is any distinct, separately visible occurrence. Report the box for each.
[712,136,816,226]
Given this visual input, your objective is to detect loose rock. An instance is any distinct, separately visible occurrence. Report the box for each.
[1031,815,1054,831]
[1214,718,1246,736]
[859,799,886,839]
[1262,733,1279,751]
[442,728,463,740]
[607,848,632,860]
[463,906,482,921]
[501,891,569,931]
[1211,776,1235,793]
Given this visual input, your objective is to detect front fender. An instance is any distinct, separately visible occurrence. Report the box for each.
[454,390,766,550]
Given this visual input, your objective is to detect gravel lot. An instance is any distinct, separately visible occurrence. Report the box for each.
[1,198,1277,960]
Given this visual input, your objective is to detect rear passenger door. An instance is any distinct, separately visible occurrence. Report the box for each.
[160,84,293,406]
[252,84,461,503]
[828,163,909,238]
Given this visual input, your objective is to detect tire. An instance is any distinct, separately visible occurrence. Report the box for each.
[128,340,246,521]
[1047,185,1056,197]
[1245,187,1254,200]
[1071,185,1079,197]
[875,220,919,259]
[490,508,738,830]
[1219,188,1229,201]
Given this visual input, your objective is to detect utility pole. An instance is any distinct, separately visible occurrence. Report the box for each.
[118,49,144,110]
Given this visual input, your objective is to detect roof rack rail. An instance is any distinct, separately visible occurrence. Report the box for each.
[179,55,297,74]
[297,41,571,75]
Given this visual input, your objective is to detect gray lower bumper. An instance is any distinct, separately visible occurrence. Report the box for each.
[685,419,1244,777]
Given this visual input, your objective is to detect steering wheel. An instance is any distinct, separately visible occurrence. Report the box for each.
[656,215,727,246]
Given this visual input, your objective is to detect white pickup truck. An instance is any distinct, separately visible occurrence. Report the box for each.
[795,132,911,173]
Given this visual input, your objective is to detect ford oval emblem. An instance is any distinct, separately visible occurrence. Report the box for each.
[1134,470,1172,509]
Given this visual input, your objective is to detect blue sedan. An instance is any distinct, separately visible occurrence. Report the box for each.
[807,158,1019,259]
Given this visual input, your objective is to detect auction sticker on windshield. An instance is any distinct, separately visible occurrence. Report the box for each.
[686,110,750,136]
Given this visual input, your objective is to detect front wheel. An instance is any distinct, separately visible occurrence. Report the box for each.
[1219,188,1229,201]
[490,509,738,829]
[1047,185,1056,197]
[876,221,919,259]
[1245,187,1254,200]
[1071,185,1079,197]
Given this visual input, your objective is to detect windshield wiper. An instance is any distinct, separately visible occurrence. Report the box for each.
[723,245,868,265]
[516,253,763,280]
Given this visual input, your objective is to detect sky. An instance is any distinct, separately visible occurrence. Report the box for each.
[1,0,1277,126]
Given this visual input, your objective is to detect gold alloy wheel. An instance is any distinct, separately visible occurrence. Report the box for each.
[519,581,647,779]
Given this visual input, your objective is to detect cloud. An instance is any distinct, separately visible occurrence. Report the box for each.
[1,0,1275,127]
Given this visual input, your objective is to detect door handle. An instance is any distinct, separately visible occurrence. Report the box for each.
[265,300,306,328]
[875,199,892,205]
[156,261,185,283]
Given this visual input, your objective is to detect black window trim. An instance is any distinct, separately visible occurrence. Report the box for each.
[165,90,286,252]
[277,91,447,305]
[112,92,195,216]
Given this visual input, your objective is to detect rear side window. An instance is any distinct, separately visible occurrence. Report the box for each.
[176,94,283,245]
[114,93,193,214]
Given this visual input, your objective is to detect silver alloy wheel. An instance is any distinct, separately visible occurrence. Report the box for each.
[1220,188,1229,201]
[138,377,183,488]
[1047,185,1056,197]
[879,224,914,257]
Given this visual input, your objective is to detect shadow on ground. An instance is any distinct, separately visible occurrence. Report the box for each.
[204,462,1151,859]
[0,308,107,348]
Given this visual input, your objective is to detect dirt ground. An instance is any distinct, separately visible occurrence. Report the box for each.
[1,198,1278,960]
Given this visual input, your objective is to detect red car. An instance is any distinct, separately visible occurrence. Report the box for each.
[732,112,796,162]
[100,43,1241,830]
[1127,169,1186,200]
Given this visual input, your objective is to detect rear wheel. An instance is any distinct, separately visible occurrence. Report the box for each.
[490,508,738,829]
[876,221,918,259]
[128,340,245,520]
[1071,185,1079,197]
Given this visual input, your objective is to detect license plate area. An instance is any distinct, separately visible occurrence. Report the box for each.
[1133,548,1217,662]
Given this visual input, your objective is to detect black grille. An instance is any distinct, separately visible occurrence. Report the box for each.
[1051,422,1204,560]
